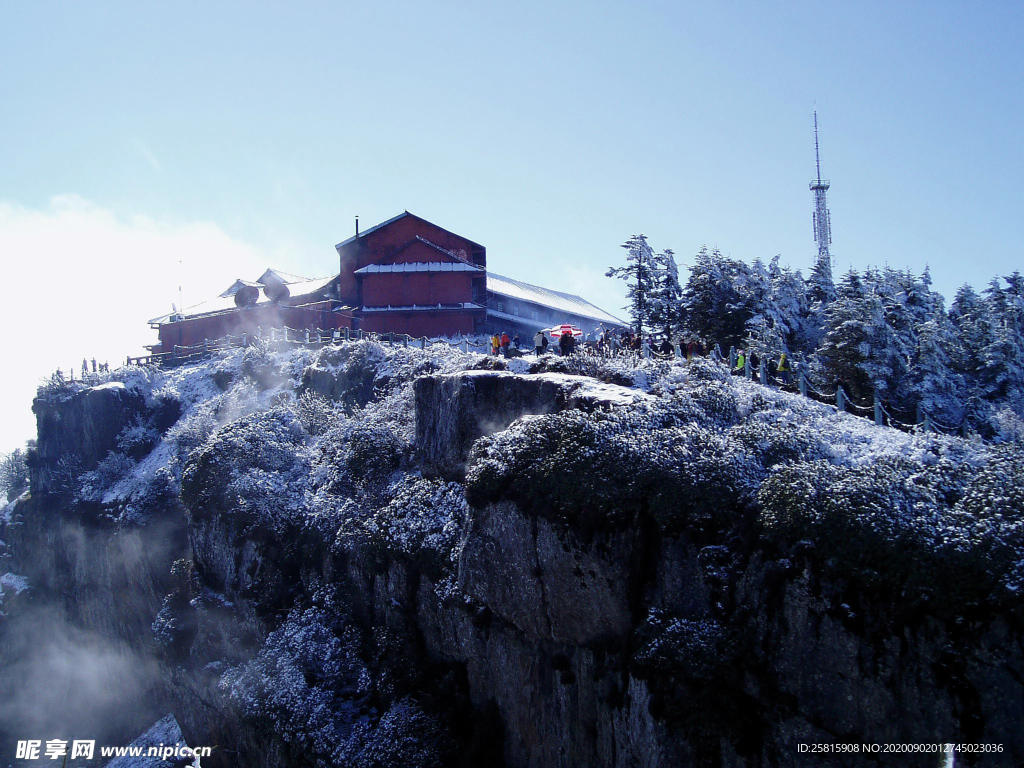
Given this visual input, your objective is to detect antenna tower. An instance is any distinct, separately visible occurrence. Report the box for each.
[809,111,833,275]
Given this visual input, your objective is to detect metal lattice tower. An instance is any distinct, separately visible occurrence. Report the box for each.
[809,111,833,274]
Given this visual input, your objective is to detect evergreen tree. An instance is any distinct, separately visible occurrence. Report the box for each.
[911,311,966,426]
[807,254,836,306]
[948,283,991,381]
[607,234,658,335]
[978,273,1024,403]
[814,269,896,403]
[649,248,685,337]
[680,246,753,350]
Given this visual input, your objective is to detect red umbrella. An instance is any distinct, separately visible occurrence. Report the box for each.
[547,324,582,340]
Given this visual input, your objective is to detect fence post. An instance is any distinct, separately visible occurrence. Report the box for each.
[923,413,932,433]
[255,326,262,340]
[729,346,736,369]
[836,386,846,412]
[916,402,924,427]
[462,339,469,353]
[305,329,310,343]
[126,356,131,366]
[420,337,426,350]
[799,371,807,398]
[758,359,767,386]
[241,333,247,347]
[359,329,364,341]
[874,391,883,425]
[744,354,751,379]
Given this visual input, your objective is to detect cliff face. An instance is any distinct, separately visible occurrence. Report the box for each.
[3,343,1023,768]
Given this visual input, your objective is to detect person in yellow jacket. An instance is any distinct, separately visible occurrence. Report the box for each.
[777,352,792,385]
[491,333,500,356]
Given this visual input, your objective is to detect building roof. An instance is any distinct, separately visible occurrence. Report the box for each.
[219,279,263,298]
[487,272,627,328]
[335,211,484,251]
[257,268,311,285]
[150,274,337,325]
[355,261,484,274]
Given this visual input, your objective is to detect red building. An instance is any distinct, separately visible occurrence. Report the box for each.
[148,212,624,356]
[336,211,487,337]
[148,270,353,355]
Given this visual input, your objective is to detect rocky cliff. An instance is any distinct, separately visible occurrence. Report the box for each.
[2,341,1022,767]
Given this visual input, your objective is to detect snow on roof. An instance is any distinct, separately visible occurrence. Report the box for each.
[487,272,627,328]
[150,275,337,324]
[219,279,263,298]
[258,268,311,285]
[355,261,483,274]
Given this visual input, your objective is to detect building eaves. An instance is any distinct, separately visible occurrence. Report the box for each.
[355,261,483,274]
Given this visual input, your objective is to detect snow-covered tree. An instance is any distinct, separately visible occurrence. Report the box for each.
[649,248,685,337]
[607,234,659,335]
[978,273,1024,404]
[680,246,754,350]
[948,283,991,381]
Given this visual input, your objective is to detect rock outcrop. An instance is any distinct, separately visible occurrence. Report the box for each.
[3,345,1023,768]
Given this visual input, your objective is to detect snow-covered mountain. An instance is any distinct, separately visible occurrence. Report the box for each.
[2,340,1022,767]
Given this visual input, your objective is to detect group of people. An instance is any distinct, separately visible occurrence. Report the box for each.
[487,327,793,383]
[489,329,579,357]
[731,349,792,384]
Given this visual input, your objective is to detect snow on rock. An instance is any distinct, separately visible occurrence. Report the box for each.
[103,713,190,768]
[414,369,651,481]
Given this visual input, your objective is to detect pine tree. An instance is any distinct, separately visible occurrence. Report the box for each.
[979,273,1024,403]
[607,234,658,335]
[814,269,896,403]
[649,247,684,337]
[680,246,753,350]
[949,283,991,381]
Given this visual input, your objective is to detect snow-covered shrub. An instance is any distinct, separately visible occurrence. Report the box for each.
[116,419,161,460]
[181,407,307,528]
[221,606,371,762]
[368,478,466,581]
[758,449,1024,614]
[633,610,728,681]
[726,414,830,469]
[466,402,757,534]
[294,391,338,437]
[340,698,452,768]
[313,423,404,502]
[79,451,136,503]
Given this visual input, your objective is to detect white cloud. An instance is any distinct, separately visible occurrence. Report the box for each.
[0,196,266,450]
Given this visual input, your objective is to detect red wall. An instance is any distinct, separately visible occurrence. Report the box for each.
[336,214,486,304]
[154,303,352,354]
[361,272,475,307]
[360,310,482,337]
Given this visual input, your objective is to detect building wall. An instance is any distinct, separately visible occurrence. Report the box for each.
[359,310,483,338]
[154,302,352,354]
[336,214,486,304]
[362,271,476,308]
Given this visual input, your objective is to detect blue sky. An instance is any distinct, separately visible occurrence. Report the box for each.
[1,1,1022,449]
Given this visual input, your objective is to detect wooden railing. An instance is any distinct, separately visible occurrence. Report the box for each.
[126,326,492,368]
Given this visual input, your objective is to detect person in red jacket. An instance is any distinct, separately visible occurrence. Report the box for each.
[500,332,511,356]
